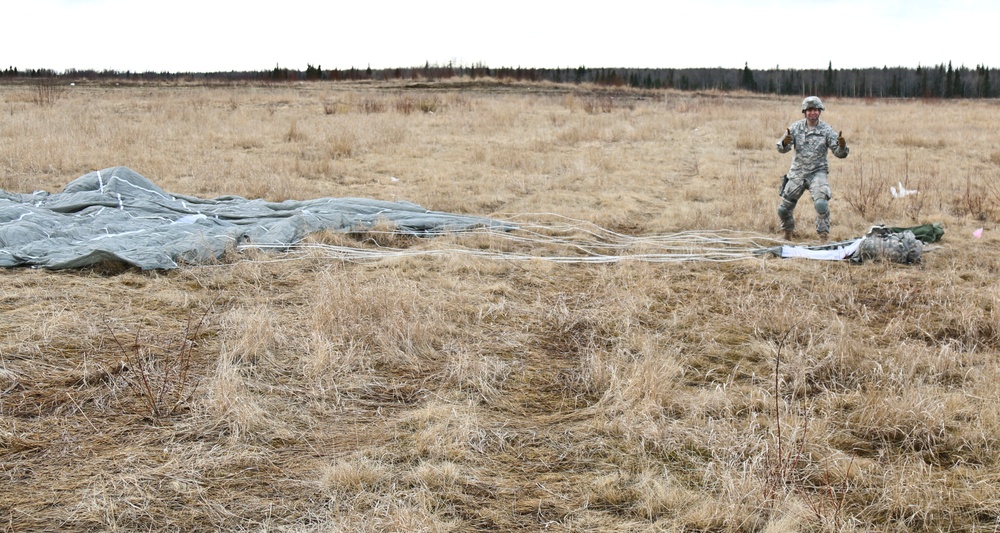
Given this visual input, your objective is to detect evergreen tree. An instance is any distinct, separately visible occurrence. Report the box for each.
[741,62,757,91]
[945,61,954,97]
[824,61,835,95]
[932,64,945,97]
[952,63,963,97]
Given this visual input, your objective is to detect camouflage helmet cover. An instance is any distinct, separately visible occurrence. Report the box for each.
[801,96,825,112]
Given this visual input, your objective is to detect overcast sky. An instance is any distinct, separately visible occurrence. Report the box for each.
[4,0,996,73]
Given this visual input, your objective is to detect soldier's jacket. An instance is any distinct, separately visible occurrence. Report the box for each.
[776,119,849,178]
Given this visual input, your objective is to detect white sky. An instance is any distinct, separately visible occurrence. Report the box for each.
[4,0,997,73]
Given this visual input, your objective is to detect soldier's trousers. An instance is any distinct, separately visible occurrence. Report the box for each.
[777,171,831,234]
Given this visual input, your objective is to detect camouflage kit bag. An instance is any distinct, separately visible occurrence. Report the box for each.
[852,226,922,264]
[888,222,944,243]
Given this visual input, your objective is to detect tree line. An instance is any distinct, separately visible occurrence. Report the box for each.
[2,61,996,98]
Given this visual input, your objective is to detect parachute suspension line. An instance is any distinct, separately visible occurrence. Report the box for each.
[235,213,782,265]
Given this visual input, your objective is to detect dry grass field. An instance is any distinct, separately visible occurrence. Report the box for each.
[2,78,1000,531]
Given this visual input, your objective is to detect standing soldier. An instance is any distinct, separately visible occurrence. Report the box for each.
[776,96,849,242]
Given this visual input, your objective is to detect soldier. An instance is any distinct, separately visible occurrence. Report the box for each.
[776,96,849,242]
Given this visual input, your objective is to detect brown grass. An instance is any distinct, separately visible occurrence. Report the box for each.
[2,80,1000,531]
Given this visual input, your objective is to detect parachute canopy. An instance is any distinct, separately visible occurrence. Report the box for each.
[0,167,513,270]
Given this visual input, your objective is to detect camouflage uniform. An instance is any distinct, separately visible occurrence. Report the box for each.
[853,226,922,264]
[776,109,849,235]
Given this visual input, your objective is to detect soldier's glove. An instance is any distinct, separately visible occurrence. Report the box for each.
[837,131,846,148]
[782,128,792,147]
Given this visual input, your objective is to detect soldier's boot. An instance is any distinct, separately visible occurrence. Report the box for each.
[783,230,794,241]
[819,232,828,243]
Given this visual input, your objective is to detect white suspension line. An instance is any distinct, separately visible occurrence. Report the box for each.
[235,215,781,265]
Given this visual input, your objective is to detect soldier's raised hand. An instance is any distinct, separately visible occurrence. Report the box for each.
[837,131,846,148]
[782,128,793,146]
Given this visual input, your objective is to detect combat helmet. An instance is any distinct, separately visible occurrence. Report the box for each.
[801,96,825,112]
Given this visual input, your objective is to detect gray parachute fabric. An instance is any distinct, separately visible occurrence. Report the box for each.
[0,167,513,270]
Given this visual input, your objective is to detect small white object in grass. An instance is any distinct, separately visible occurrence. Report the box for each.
[890,181,918,198]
